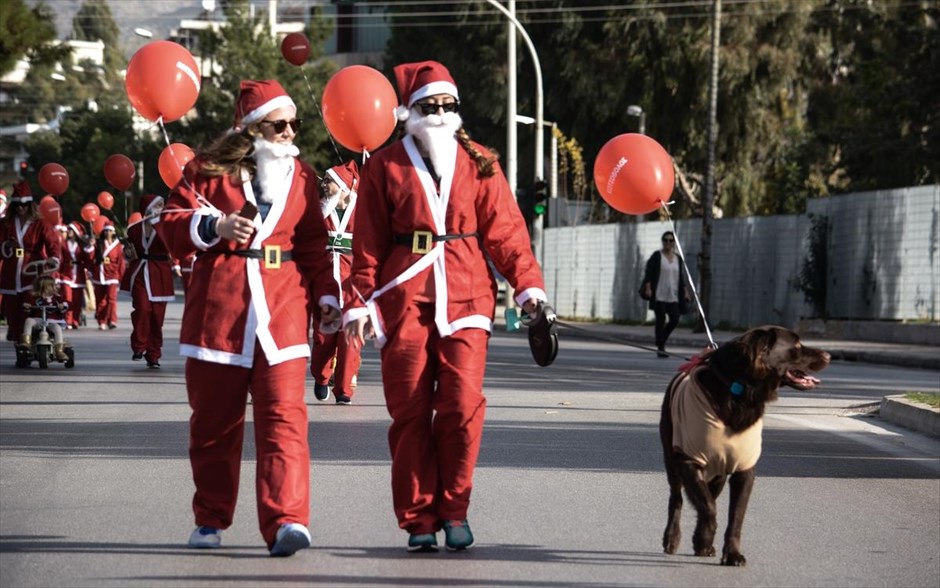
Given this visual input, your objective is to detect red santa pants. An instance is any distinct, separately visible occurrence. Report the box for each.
[185,351,310,549]
[380,302,489,535]
[68,285,85,327]
[129,280,166,361]
[94,284,118,326]
[310,326,361,396]
[2,293,26,341]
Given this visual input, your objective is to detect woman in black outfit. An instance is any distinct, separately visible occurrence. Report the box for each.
[641,231,690,357]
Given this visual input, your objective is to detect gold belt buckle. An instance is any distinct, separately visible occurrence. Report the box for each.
[15,248,24,259]
[103,256,110,265]
[412,231,434,255]
[264,244,282,269]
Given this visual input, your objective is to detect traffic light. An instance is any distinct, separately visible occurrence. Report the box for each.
[19,161,29,176]
[532,180,548,216]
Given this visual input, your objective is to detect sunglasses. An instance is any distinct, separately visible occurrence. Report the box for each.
[662,238,675,243]
[261,118,302,133]
[415,102,459,116]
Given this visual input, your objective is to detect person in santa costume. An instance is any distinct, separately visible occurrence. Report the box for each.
[89,222,124,330]
[61,221,93,329]
[343,61,549,552]
[121,195,175,368]
[156,79,339,557]
[310,160,361,405]
[0,180,62,343]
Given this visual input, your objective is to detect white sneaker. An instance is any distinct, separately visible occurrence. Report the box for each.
[269,522,311,557]
[188,526,221,548]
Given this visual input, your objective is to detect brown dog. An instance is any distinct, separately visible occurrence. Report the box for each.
[660,326,830,566]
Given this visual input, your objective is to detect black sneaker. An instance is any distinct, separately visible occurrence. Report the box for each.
[146,359,161,369]
[443,520,474,551]
[313,382,331,401]
[108,323,117,330]
[407,533,438,553]
[335,393,352,405]
[132,352,144,361]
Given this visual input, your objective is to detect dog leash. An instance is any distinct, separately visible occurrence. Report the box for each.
[551,319,694,362]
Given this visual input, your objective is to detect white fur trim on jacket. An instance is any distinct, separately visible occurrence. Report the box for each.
[189,208,223,250]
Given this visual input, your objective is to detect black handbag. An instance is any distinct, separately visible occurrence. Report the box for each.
[639,282,652,301]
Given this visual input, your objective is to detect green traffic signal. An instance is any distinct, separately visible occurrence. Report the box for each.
[534,202,546,216]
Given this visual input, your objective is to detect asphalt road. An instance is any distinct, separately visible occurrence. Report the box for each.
[1,295,938,587]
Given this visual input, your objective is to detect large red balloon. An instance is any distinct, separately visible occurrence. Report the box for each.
[322,66,397,152]
[125,41,201,122]
[93,215,108,235]
[281,32,310,66]
[38,163,69,196]
[38,195,61,226]
[104,154,136,191]
[80,202,100,223]
[593,134,675,215]
[97,191,114,210]
[158,143,195,189]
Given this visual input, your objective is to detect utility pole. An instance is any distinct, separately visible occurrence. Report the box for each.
[699,0,721,332]
[506,0,517,197]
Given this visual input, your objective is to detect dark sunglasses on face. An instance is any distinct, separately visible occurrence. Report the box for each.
[415,101,459,116]
[663,238,675,243]
[261,118,302,133]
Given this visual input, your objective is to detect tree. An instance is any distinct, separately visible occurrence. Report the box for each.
[71,0,124,73]
[0,0,69,76]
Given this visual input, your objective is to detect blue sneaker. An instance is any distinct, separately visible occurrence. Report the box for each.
[270,523,311,557]
[407,533,438,552]
[188,526,221,548]
[313,382,331,402]
[443,520,474,551]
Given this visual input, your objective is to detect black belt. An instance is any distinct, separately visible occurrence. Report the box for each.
[394,231,479,254]
[139,254,170,261]
[202,246,292,269]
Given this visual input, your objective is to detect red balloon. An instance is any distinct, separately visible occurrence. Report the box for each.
[38,195,61,226]
[125,41,201,122]
[80,202,100,223]
[281,32,310,66]
[104,154,136,191]
[593,133,675,215]
[93,215,108,235]
[97,191,114,210]
[322,66,398,152]
[38,163,69,196]
[158,143,195,189]
[128,212,143,226]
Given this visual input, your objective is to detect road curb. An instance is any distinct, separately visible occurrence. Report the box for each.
[880,395,940,438]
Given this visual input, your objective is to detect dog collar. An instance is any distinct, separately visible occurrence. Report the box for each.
[730,382,745,396]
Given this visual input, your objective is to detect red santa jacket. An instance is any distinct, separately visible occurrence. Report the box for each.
[59,238,93,287]
[89,238,125,285]
[24,292,69,323]
[343,135,546,347]
[322,194,357,305]
[0,216,62,294]
[120,221,175,301]
[157,157,337,367]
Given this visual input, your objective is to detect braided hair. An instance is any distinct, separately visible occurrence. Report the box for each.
[456,128,499,178]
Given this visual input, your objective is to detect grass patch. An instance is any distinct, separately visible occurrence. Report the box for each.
[904,392,940,409]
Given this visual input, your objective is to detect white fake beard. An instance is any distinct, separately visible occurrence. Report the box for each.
[405,111,462,179]
[253,137,299,204]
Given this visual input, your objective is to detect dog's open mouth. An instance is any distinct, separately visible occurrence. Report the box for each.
[784,369,821,390]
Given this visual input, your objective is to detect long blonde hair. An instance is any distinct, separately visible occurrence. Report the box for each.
[31,275,57,298]
[198,124,264,179]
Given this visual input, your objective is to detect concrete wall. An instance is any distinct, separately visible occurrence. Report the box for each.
[542,185,940,330]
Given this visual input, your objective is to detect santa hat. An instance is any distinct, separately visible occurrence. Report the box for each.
[11,180,33,204]
[393,61,459,122]
[325,160,359,194]
[55,224,68,232]
[139,194,164,216]
[68,221,84,236]
[101,223,115,232]
[234,80,295,130]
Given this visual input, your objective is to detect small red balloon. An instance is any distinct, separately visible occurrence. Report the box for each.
[93,215,108,235]
[38,195,62,226]
[280,32,310,67]
[97,191,114,210]
[593,133,675,215]
[80,202,100,223]
[125,41,201,122]
[158,143,195,189]
[104,154,136,191]
[38,163,69,196]
[322,66,398,152]
[128,212,143,226]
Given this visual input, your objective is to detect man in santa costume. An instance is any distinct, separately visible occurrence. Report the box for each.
[343,61,549,552]
[0,180,61,343]
[90,222,124,330]
[310,160,361,404]
[157,79,339,557]
[61,221,93,329]
[121,195,175,368]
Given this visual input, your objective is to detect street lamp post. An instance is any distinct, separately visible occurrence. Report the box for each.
[627,104,645,135]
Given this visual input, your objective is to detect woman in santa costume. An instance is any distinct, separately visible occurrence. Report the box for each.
[121,195,175,368]
[0,180,62,343]
[310,160,361,405]
[89,222,124,330]
[156,79,339,557]
[62,221,93,328]
[343,61,549,552]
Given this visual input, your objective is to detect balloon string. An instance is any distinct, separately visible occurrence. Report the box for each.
[659,199,716,349]
[300,67,343,165]
[361,148,371,165]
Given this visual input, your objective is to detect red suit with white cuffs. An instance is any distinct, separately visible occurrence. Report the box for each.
[344,134,546,535]
[121,207,175,364]
[89,232,124,328]
[157,154,337,548]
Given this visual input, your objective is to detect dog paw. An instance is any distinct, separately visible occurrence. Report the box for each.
[662,537,680,555]
[721,552,747,566]
[694,545,716,557]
